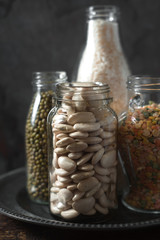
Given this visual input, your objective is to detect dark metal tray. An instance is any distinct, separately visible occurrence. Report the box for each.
[0,167,160,231]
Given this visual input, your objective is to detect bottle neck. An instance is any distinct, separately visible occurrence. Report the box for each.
[86,6,122,52]
[87,5,119,21]
[32,71,67,91]
[87,20,121,48]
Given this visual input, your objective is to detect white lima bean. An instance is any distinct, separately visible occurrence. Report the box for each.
[68,112,96,124]
[50,89,117,220]
[58,156,76,172]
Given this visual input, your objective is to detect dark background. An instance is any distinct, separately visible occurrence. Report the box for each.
[0,0,160,173]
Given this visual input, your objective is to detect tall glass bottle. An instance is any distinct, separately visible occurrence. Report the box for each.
[74,5,130,117]
[25,71,67,204]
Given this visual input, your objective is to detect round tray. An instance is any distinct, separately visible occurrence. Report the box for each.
[0,167,160,231]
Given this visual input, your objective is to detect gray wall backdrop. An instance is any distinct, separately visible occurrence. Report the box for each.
[0,0,160,173]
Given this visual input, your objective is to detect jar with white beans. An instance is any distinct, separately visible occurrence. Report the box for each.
[47,82,118,222]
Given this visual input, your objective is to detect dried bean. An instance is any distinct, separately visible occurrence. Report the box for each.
[78,163,93,171]
[79,137,102,144]
[72,190,85,201]
[54,148,68,155]
[77,153,93,166]
[57,175,71,184]
[94,187,104,199]
[77,177,99,192]
[56,133,68,139]
[54,124,74,133]
[100,131,115,139]
[52,152,58,168]
[66,141,88,152]
[85,182,101,197]
[57,188,73,204]
[85,144,102,152]
[101,183,110,192]
[68,112,96,125]
[72,93,87,111]
[61,209,79,219]
[94,163,110,175]
[89,128,103,137]
[50,192,57,202]
[58,156,76,172]
[71,170,95,183]
[95,173,110,183]
[72,197,95,214]
[100,150,117,168]
[61,102,75,115]
[53,114,67,124]
[54,180,67,188]
[73,122,100,132]
[51,186,60,193]
[50,203,61,214]
[99,193,109,208]
[55,168,74,177]
[69,131,88,138]
[83,208,96,215]
[67,184,77,191]
[56,137,74,147]
[57,202,70,211]
[68,152,83,160]
[101,136,116,146]
[95,203,109,215]
[91,147,105,165]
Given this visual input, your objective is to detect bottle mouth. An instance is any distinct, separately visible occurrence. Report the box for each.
[56,81,112,101]
[127,75,160,91]
[86,5,119,21]
[32,71,67,87]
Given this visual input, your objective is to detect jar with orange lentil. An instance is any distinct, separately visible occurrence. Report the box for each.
[118,76,160,213]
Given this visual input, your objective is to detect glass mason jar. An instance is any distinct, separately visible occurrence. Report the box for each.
[25,71,67,204]
[48,82,118,222]
[73,5,130,117]
[118,75,160,213]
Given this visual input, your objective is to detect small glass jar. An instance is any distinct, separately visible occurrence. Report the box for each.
[118,75,160,213]
[25,71,67,204]
[48,82,118,222]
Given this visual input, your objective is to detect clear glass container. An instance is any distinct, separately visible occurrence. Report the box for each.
[25,71,67,204]
[48,82,118,222]
[118,75,160,213]
[73,5,130,117]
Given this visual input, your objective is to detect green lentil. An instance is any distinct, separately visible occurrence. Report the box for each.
[25,90,55,204]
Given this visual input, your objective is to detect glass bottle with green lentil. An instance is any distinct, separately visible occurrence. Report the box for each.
[25,71,67,204]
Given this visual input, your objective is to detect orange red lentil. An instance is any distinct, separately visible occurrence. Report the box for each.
[118,103,160,211]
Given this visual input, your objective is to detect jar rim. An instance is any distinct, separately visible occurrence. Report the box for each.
[32,71,67,86]
[86,5,120,21]
[57,81,110,91]
[127,75,160,90]
[56,81,112,101]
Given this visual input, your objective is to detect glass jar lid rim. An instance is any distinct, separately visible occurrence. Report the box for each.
[33,71,67,79]
[127,75,160,90]
[128,75,160,80]
[87,5,119,13]
[32,71,67,86]
[56,81,111,101]
[57,81,110,90]
[86,5,120,20]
